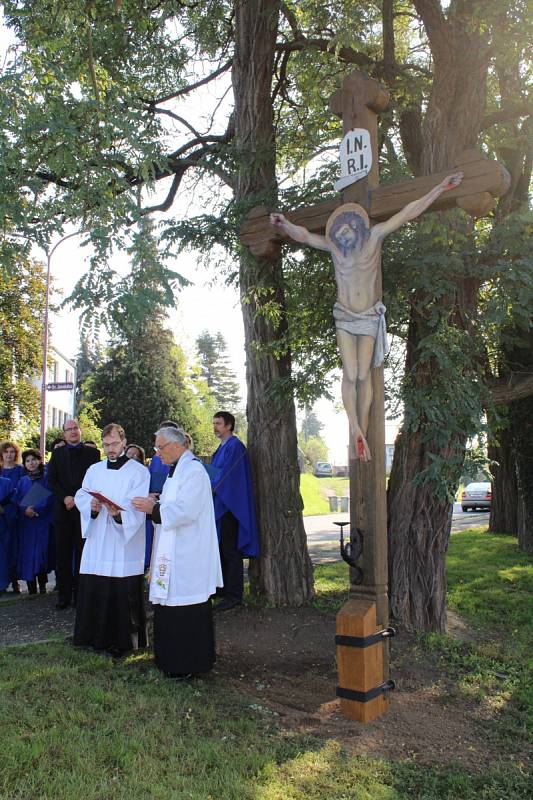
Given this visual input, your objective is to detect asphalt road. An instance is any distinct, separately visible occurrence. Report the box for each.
[305,504,489,564]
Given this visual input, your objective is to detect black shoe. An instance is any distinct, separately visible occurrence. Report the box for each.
[55,601,71,610]
[215,598,242,612]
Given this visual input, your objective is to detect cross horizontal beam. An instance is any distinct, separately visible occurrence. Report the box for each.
[240,149,510,259]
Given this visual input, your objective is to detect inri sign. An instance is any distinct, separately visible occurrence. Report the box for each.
[334,128,372,192]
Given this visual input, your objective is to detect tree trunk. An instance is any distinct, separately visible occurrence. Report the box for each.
[232,0,314,603]
[388,3,490,631]
[488,426,518,535]
[387,429,453,632]
[509,395,533,555]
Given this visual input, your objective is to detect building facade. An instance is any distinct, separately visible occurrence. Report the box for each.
[44,346,76,430]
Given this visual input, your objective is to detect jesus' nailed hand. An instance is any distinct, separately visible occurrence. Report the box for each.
[270,172,463,461]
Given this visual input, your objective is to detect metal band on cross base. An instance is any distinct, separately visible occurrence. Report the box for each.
[337,680,395,703]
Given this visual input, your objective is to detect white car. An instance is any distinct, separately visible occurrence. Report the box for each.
[314,461,333,477]
[461,482,492,512]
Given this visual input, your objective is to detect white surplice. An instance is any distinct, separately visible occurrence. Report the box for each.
[75,459,150,577]
[150,449,222,606]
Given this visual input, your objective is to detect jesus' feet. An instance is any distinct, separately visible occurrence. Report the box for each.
[355,434,371,462]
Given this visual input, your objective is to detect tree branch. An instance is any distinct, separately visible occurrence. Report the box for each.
[412,0,447,64]
[490,373,533,406]
[278,1,300,38]
[276,38,375,68]
[382,0,396,85]
[275,37,431,78]
[145,59,232,106]
[150,107,203,138]
[481,103,532,131]
[140,170,184,214]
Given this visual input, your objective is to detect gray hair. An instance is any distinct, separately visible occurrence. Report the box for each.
[155,426,188,446]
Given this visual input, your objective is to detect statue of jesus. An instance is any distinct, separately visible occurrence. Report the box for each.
[270,172,463,461]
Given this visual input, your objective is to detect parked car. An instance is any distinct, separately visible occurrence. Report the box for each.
[314,461,333,478]
[461,481,492,512]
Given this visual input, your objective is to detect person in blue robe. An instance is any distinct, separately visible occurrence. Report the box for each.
[0,440,25,592]
[144,421,181,569]
[16,449,54,594]
[209,411,260,611]
[0,476,17,592]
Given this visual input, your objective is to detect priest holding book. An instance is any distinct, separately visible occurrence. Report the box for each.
[73,423,150,657]
[132,426,222,680]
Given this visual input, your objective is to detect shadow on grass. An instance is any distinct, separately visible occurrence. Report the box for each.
[0,642,530,800]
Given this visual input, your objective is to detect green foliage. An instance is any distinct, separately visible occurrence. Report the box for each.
[27,426,63,454]
[77,401,103,450]
[298,435,328,472]
[429,528,533,744]
[461,437,491,484]
[67,218,189,336]
[0,245,47,438]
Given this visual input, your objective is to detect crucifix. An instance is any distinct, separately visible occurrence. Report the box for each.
[240,70,510,722]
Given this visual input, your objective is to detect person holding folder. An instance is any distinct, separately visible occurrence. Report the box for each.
[16,449,54,594]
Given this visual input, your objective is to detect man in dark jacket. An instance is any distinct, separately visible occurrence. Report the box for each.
[47,419,100,609]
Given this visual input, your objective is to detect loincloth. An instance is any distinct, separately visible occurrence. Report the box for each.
[333,300,390,368]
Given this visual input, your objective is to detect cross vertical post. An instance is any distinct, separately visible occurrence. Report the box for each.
[330,72,391,722]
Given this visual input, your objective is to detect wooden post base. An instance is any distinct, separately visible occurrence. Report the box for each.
[336,598,393,723]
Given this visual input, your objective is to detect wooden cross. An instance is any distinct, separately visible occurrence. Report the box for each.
[239,70,509,722]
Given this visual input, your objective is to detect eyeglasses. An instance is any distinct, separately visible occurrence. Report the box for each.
[154,441,172,452]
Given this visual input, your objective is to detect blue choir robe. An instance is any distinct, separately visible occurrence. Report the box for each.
[0,465,24,584]
[210,435,260,557]
[145,454,171,569]
[0,477,16,590]
[16,473,54,582]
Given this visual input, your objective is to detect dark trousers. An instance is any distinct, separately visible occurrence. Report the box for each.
[55,513,84,605]
[220,512,243,602]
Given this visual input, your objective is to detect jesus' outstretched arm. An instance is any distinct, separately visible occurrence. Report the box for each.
[371,172,463,240]
[269,212,331,252]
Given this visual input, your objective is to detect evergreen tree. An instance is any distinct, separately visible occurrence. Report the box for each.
[300,407,324,442]
[86,322,216,455]
[75,332,103,411]
[196,330,242,410]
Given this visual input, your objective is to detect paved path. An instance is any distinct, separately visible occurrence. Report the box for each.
[304,505,489,564]
[0,507,488,646]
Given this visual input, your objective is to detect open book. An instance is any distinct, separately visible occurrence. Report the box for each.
[83,489,124,511]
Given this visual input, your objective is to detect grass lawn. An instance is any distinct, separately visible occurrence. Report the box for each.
[312,529,533,745]
[300,474,350,516]
[0,529,531,799]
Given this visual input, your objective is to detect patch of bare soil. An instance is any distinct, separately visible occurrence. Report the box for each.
[2,595,530,772]
[213,605,530,772]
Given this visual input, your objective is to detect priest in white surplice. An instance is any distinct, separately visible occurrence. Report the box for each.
[132,426,222,679]
[74,423,150,656]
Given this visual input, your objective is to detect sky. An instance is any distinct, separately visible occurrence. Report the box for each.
[2,13,399,465]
